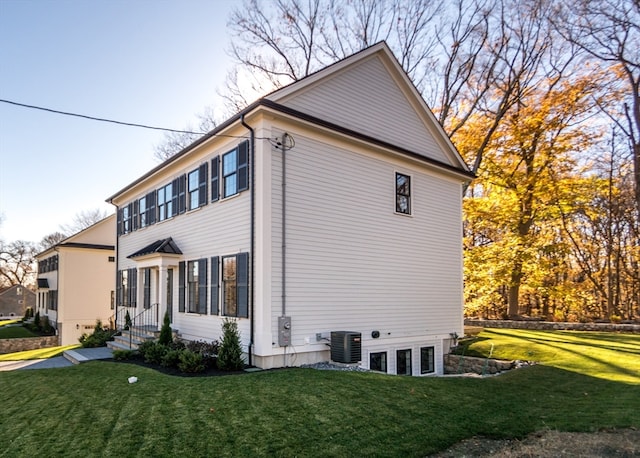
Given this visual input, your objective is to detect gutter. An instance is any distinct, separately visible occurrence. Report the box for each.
[240,114,255,367]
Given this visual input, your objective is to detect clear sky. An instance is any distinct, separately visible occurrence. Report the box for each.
[0,0,239,243]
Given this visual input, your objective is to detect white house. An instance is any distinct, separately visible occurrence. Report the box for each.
[107,42,473,375]
[35,215,116,345]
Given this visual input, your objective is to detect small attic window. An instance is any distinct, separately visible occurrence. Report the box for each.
[395,172,411,215]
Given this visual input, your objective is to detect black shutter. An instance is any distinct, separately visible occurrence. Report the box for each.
[198,162,208,207]
[129,268,138,307]
[116,270,122,307]
[178,174,186,214]
[117,209,123,235]
[143,268,151,309]
[198,258,207,314]
[132,201,139,231]
[178,261,185,312]
[147,191,156,225]
[237,252,249,318]
[171,177,179,217]
[210,256,219,315]
[238,140,249,192]
[211,156,219,202]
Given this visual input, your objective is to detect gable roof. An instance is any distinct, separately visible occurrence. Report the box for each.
[36,214,116,258]
[108,42,472,203]
[127,238,182,259]
[265,42,470,172]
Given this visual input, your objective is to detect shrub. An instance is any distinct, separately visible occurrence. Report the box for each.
[137,340,168,364]
[217,318,244,371]
[124,310,132,330]
[23,307,33,320]
[609,314,622,323]
[40,316,55,335]
[79,320,116,348]
[160,349,182,368]
[158,311,173,345]
[178,349,205,373]
[31,311,41,332]
[112,349,135,361]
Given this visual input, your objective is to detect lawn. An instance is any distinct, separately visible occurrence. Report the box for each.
[0,324,38,339]
[0,329,638,457]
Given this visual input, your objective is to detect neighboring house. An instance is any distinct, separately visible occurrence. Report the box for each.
[107,42,473,375]
[35,215,116,345]
[0,285,36,319]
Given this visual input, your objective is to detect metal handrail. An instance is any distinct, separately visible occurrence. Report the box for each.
[127,303,160,349]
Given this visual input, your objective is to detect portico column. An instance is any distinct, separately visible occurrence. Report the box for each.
[158,265,168,331]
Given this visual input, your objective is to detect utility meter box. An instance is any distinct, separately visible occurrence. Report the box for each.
[278,316,292,347]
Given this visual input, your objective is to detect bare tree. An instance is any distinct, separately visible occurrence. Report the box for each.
[554,0,640,216]
[153,108,218,162]
[0,240,37,288]
[39,232,67,251]
[59,209,109,235]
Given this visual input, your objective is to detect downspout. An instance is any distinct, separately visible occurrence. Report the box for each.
[109,203,120,329]
[240,114,255,367]
[281,133,288,318]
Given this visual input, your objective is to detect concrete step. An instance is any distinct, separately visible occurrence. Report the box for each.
[63,347,114,365]
[107,340,138,351]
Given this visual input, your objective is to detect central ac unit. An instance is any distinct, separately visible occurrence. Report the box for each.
[330,331,362,363]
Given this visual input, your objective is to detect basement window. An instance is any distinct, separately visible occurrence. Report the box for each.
[396,349,412,375]
[420,346,435,374]
[370,352,387,373]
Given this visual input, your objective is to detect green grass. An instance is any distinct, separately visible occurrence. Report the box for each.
[0,344,80,361]
[0,325,38,339]
[0,330,638,457]
[464,328,640,384]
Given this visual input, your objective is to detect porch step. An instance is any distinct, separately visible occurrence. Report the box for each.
[107,326,159,350]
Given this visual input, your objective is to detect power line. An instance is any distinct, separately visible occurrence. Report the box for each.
[0,98,207,135]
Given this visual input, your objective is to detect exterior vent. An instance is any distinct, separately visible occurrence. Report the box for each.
[330,331,362,363]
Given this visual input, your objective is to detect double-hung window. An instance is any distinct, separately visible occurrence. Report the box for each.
[179,259,207,314]
[157,182,174,221]
[188,164,208,210]
[222,141,249,198]
[138,191,156,228]
[117,268,137,307]
[395,172,411,215]
[222,252,249,317]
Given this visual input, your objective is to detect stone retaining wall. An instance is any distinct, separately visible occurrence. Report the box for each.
[465,319,640,334]
[444,354,514,375]
[0,336,59,354]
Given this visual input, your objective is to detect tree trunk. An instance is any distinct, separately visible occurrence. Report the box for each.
[508,263,523,318]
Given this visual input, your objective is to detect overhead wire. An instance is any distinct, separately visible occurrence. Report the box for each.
[0,98,287,144]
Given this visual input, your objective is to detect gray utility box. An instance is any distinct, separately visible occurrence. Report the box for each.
[278,316,292,347]
[330,331,362,363]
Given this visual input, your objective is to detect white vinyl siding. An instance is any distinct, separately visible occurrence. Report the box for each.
[270,131,463,347]
[277,56,448,164]
[117,188,252,344]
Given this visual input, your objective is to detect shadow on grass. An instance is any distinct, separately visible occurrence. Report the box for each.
[481,329,640,384]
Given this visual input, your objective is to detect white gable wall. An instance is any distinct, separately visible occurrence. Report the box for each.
[260,122,464,374]
[272,55,450,165]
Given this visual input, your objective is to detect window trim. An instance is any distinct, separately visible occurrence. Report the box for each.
[395,172,412,215]
[396,348,412,376]
[420,346,435,374]
[222,252,249,318]
[222,141,249,199]
[369,351,387,373]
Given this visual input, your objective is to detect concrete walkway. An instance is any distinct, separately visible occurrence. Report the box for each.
[0,347,114,371]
